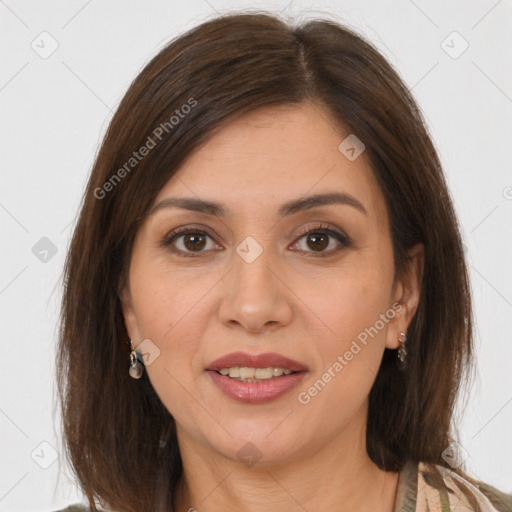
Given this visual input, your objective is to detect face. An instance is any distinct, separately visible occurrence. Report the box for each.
[121,102,422,466]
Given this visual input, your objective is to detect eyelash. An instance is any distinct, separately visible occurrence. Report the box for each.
[160,223,351,258]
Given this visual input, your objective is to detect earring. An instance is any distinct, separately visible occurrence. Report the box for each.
[397,332,407,369]
[129,341,144,379]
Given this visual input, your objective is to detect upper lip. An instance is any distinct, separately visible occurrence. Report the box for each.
[206,351,308,372]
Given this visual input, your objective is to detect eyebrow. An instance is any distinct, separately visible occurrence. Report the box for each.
[149,192,368,218]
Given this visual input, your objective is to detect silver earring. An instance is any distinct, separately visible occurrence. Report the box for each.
[397,332,407,369]
[129,341,144,379]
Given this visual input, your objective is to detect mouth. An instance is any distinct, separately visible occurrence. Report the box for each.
[205,351,308,403]
[213,366,297,382]
[206,351,308,374]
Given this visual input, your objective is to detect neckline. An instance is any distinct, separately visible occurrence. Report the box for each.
[393,459,419,512]
[165,458,421,512]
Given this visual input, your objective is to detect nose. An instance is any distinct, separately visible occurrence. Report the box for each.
[217,240,294,334]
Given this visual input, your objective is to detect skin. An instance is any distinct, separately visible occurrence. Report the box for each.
[120,101,424,511]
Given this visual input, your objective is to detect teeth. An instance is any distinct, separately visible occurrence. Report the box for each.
[217,366,295,381]
[228,367,240,378]
[255,368,273,379]
[239,367,255,379]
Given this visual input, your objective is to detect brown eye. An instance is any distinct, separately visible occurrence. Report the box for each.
[182,232,207,252]
[162,227,219,257]
[291,224,351,256]
[305,232,329,252]
[161,223,350,258]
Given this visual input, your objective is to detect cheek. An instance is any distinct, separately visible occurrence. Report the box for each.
[129,255,208,343]
[309,256,392,343]
[129,256,221,373]
[296,289,390,420]
[129,269,210,418]
[298,247,394,402]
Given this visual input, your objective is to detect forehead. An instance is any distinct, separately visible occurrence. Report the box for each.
[152,102,387,222]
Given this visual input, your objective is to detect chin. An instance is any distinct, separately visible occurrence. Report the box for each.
[201,422,314,467]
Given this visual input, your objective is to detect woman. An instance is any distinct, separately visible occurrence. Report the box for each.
[55,11,512,512]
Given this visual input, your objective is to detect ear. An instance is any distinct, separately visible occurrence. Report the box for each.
[385,243,424,350]
[119,283,141,343]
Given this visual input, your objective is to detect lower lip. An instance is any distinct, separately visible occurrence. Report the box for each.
[206,370,307,404]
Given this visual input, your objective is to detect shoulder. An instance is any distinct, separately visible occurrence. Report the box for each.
[418,461,512,512]
[52,505,98,512]
[52,506,90,512]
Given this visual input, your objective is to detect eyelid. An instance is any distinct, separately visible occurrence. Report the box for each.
[160,223,221,254]
[160,222,351,256]
[295,222,348,240]
[291,222,352,255]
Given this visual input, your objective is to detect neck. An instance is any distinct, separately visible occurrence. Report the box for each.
[171,413,399,512]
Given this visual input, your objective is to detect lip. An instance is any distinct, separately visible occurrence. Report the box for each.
[205,351,309,404]
[205,351,309,372]
[206,370,308,404]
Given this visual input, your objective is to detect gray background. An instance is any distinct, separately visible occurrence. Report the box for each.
[1,0,511,510]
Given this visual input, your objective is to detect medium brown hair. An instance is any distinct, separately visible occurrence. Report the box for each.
[56,11,473,511]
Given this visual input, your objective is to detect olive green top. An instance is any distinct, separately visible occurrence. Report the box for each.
[54,459,512,511]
